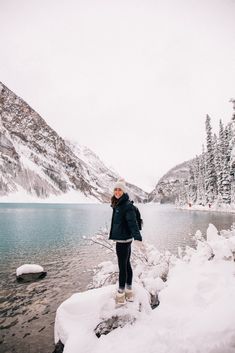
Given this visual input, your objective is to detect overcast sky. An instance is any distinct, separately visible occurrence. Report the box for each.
[0,0,235,192]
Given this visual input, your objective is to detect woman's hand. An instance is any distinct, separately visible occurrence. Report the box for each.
[134,239,145,251]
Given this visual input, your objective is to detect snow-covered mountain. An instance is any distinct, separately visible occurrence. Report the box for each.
[0,82,148,203]
[148,159,194,203]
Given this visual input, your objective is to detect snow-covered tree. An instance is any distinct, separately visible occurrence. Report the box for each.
[229,99,235,203]
[221,125,232,204]
[188,161,197,204]
[177,102,235,208]
[216,120,225,200]
[229,98,235,122]
[193,154,203,205]
[205,115,217,203]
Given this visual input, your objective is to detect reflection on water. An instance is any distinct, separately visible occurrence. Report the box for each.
[1,202,235,352]
[139,203,235,253]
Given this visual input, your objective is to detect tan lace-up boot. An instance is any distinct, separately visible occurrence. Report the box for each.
[115,291,126,305]
[125,288,134,302]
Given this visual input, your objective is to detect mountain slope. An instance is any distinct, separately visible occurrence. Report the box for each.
[0,82,147,203]
[148,159,194,203]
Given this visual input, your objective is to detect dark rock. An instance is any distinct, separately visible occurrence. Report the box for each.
[94,314,136,338]
[150,293,160,309]
[161,273,168,282]
[16,271,47,283]
[53,340,64,353]
[208,253,215,261]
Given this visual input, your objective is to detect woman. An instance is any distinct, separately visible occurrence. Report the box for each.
[109,178,142,305]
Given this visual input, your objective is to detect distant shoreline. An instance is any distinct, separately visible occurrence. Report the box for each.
[177,204,235,214]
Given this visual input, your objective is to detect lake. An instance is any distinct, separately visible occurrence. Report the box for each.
[1,202,235,353]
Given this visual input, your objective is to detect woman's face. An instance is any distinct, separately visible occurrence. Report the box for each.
[114,188,124,199]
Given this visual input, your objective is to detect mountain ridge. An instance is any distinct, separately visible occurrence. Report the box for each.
[148,159,195,203]
[0,82,148,203]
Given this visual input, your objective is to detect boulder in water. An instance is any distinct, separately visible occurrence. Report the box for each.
[16,264,47,282]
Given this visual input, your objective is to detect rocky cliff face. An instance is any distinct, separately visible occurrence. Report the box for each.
[148,160,193,203]
[0,82,147,202]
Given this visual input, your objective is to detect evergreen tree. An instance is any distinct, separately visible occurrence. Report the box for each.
[195,155,204,205]
[214,132,223,205]
[188,161,197,204]
[229,98,235,121]
[217,120,224,199]
[205,115,217,203]
[221,125,231,203]
[177,101,235,207]
[229,99,235,203]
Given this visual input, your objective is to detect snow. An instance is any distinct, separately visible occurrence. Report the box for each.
[0,186,101,204]
[14,140,99,196]
[18,146,53,181]
[230,146,235,166]
[206,223,219,241]
[54,224,235,353]
[54,284,151,353]
[16,264,44,276]
[178,203,235,213]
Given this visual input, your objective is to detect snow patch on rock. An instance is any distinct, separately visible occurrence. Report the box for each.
[16,264,44,276]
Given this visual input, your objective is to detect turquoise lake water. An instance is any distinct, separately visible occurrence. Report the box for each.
[0,203,111,271]
[1,202,235,272]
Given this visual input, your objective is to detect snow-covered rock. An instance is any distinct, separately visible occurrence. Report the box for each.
[206,223,219,241]
[16,264,47,282]
[54,284,151,351]
[16,264,44,276]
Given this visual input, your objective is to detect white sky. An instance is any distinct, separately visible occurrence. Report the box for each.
[0,0,235,192]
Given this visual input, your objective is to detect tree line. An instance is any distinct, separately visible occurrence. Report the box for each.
[177,99,235,208]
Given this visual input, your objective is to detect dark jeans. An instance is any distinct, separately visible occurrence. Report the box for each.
[115,241,133,290]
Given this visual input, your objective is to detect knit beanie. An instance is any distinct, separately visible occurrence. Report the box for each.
[113,178,127,193]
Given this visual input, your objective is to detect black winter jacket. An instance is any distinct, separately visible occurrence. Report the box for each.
[109,192,142,241]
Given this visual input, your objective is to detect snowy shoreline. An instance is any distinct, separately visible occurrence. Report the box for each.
[54,224,235,353]
[177,203,235,214]
[0,188,101,204]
